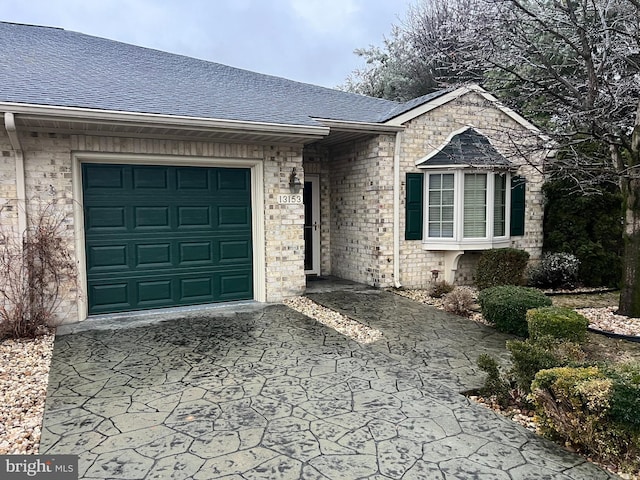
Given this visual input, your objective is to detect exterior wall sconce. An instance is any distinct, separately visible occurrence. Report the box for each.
[289,167,303,193]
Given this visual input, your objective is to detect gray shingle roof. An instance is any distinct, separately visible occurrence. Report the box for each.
[418,128,510,167]
[0,22,450,128]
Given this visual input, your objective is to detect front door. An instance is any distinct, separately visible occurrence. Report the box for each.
[304,175,320,275]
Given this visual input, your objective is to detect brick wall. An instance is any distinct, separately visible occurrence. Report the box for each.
[398,91,545,288]
[327,135,396,287]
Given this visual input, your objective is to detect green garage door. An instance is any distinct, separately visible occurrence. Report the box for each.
[83,164,253,314]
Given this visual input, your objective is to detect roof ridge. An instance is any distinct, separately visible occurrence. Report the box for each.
[0,21,63,30]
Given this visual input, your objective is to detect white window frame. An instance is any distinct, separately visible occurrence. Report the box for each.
[422,168,512,250]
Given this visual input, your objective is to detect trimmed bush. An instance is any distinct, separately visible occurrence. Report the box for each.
[527,252,580,289]
[527,307,589,344]
[531,366,640,471]
[602,363,640,432]
[478,285,551,337]
[474,248,530,290]
[506,338,584,393]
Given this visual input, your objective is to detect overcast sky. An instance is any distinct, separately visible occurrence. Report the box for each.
[0,0,413,89]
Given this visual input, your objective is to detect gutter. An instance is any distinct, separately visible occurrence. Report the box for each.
[393,130,403,288]
[0,102,330,140]
[3,112,27,234]
[313,117,405,134]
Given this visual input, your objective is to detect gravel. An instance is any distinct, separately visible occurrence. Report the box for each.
[393,288,640,338]
[283,296,383,344]
[0,333,54,454]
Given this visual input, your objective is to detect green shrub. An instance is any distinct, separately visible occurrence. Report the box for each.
[531,366,640,471]
[506,339,559,392]
[478,285,551,337]
[527,252,580,289]
[477,354,511,407]
[428,280,454,298]
[543,179,623,288]
[602,363,640,432]
[474,248,530,290]
[527,307,589,344]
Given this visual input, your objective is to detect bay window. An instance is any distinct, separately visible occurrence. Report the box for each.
[420,170,513,249]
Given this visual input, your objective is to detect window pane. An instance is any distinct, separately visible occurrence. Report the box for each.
[494,174,506,236]
[429,206,441,221]
[442,174,454,189]
[428,174,455,238]
[428,223,441,237]
[464,173,487,237]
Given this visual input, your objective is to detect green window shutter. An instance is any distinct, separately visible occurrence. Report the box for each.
[405,173,424,240]
[510,176,526,236]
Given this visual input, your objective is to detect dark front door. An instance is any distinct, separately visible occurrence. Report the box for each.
[304,175,320,275]
[83,164,253,314]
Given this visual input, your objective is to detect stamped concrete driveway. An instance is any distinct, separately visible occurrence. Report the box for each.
[40,288,616,479]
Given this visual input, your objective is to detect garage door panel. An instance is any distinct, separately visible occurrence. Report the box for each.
[83,163,253,314]
[137,279,173,305]
[216,169,250,191]
[219,240,251,263]
[218,272,252,299]
[88,245,128,271]
[178,206,211,227]
[177,168,209,190]
[218,206,250,227]
[132,166,169,189]
[84,165,125,190]
[179,277,214,302]
[135,243,172,267]
[179,242,212,265]
[134,206,171,229]
[86,206,127,231]
[91,283,129,309]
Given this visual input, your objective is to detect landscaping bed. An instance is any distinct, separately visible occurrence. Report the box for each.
[393,287,640,479]
[0,333,54,454]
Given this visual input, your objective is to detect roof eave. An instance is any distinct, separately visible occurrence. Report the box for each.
[0,102,330,141]
[312,117,404,134]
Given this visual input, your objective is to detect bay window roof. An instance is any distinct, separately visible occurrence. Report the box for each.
[417,127,511,168]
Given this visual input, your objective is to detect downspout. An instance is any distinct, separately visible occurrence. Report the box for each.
[4,112,27,234]
[393,130,403,288]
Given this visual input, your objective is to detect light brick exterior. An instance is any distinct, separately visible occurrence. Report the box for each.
[326,135,396,287]
[301,91,544,290]
[0,128,306,323]
[397,91,545,288]
[1,89,545,323]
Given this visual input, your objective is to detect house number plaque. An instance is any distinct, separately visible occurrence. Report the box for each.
[277,194,303,204]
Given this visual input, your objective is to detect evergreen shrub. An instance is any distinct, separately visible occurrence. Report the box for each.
[474,248,530,291]
[478,285,551,337]
[526,307,589,344]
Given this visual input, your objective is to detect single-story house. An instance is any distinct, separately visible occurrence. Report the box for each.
[0,21,545,323]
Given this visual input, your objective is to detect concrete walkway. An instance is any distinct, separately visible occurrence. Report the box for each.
[40,287,616,479]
